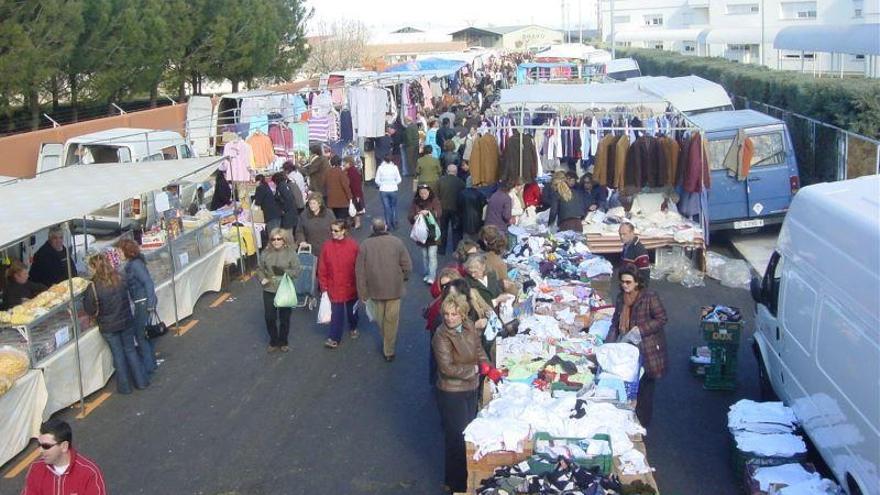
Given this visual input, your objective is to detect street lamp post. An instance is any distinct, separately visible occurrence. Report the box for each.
[610,0,616,59]
[760,0,765,66]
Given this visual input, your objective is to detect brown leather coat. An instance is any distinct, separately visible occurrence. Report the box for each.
[432,320,488,392]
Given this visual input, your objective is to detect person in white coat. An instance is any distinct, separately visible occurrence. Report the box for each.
[375,154,402,231]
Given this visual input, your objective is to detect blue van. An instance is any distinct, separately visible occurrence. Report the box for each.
[687,110,801,231]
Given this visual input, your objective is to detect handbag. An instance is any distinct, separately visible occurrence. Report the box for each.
[145,309,168,339]
[273,274,299,308]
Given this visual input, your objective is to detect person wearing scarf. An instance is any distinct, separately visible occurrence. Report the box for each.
[609,265,668,427]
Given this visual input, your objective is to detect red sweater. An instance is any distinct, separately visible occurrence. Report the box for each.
[21,448,107,495]
[318,237,359,302]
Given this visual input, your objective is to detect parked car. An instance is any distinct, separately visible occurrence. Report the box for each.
[688,110,801,231]
[37,128,211,233]
[750,175,879,495]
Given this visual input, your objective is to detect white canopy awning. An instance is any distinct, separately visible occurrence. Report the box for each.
[631,76,733,113]
[774,23,880,55]
[705,27,780,44]
[498,82,668,111]
[0,157,225,247]
[534,43,598,60]
[614,28,709,43]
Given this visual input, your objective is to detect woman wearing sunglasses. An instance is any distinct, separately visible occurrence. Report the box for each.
[608,264,668,428]
[257,228,302,353]
[317,221,359,349]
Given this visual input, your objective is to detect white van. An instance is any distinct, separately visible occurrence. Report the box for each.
[600,58,641,81]
[37,128,211,232]
[750,175,880,494]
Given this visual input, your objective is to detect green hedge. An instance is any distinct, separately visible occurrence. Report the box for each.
[617,48,880,139]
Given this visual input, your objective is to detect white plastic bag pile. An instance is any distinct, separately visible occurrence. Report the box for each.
[651,248,704,288]
[706,251,752,289]
[752,463,842,495]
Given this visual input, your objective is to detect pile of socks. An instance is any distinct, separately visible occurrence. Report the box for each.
[700,304,742,323]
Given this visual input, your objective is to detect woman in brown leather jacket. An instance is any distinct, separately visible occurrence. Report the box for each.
[432,293,489,494]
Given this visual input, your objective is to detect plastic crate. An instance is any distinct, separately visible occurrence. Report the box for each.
[689,346,712,378]
[730,436,808,480]
[704,345,738,391]
[532,432,613,475]
[701,320,743,345]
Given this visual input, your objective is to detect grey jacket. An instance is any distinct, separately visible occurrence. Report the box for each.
[355,232,412,301]
[257,247,302,293]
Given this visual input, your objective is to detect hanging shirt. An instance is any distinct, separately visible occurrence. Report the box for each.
[291,123,309,154]
[292,95,307,121]
[222,140,253,182]
[268,124,293,157]
[308,115,330,142]
[246,133,274,167]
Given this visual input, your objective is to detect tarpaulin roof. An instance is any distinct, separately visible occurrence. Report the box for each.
[0,157,224,247]
[382,57,467,77]
[534,43,597,61]
[631,76,733,114]
[498,82,668,111]
[499,75,733,113]
[774,23,880,56]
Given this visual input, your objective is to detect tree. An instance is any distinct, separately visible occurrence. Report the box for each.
[301,18,371,78]
[0,0,83,129]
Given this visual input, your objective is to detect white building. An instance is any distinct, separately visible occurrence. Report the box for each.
[599,0,879,75]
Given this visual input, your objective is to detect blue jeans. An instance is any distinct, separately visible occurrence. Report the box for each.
[132,301,158,375]
[328,298,359,343]
[102,326,149,394]
[380,191,398,230]
[421,245,438,281]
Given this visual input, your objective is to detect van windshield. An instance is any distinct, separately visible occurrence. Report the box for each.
[67,145,131,165]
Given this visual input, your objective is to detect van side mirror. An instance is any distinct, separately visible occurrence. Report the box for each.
[750,276,763,303]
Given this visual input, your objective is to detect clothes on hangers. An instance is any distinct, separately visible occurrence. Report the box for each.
[222,139,253,182]
[470,134,500,186]
[500,130,538,184]
[268,123,293,158]
[247,132,274,167]
[348,86,388,138]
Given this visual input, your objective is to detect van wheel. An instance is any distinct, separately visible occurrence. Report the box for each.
[753,340,777,401]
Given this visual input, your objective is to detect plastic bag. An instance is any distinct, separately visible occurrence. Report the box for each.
[484,311,503,341]
[317,292,331,324]
[720,259,752,289]
[365,299,377,322]
[274,274,299,308]
[410,214,429,244]
[348,200,357,218]
[706,251,728,281]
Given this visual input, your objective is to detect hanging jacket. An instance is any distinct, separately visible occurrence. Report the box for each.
[318,237,359,302]
[500,130,538,184]
[683,133,711,193]
[469,134,500,186]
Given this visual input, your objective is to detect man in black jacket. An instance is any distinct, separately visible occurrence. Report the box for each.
[435,165,465,255]
[619,222,651,285]
[458,186,486,241]
[30,227,77,287]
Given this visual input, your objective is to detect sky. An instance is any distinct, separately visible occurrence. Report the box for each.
[307,0,599,35]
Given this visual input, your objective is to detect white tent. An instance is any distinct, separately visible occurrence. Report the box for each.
[498,82,668,111]
[534,43,598,60]
[631,76,734,114]
[0,157,225,247]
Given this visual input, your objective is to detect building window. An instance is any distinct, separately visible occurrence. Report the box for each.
[643,14,663,26]
[780,1,817,19]
[726,3,760,14]
[613,15,631,24]
[853,54,865,61]
[683,42,696,52]
[782,51,816,59]
[853,0,863,17]
[649,41,664,50]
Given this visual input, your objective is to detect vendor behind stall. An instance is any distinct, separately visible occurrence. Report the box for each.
[619,222,650,285]
[1,261,47,310]
[29,226,77,286]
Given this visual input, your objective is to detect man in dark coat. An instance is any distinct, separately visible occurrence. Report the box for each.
[374,127,394,170]
[30,227,77,287]
[435,165,465,255]
[402,118,420,177]
[458,187,486,240]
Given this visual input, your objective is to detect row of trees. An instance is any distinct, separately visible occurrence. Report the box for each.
[0,0,312,130]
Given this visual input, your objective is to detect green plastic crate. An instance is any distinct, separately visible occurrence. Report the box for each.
[532,432,613,475]
[701,320,743,345]
[704,345,738,391]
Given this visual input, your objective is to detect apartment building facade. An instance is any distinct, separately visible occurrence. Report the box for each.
[599,0,878,75]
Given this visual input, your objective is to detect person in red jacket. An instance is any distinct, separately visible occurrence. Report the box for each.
[318,220,360,349]
[22,419,107,495]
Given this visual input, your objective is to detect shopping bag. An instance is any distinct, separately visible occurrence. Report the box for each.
[145,310,168,340]
[348,200,358,218]
[317,292,332,324]
[273,274,299,308]
[425,212,442,242]
[410,214,429,244]
[484,311,503,341]
[365,299,377,322]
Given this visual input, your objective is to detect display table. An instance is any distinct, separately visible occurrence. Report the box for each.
[584,232,705,254]
[37,326,113,419]
[0,370,48,467]
[155,243,226,326]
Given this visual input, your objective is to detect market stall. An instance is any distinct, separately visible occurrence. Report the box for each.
[0,157,224,467]
[461,232,661,494]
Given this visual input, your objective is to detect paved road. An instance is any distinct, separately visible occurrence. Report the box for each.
[0,181,761,495]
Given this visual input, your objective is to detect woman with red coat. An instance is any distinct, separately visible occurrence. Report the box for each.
[318,220,359,349]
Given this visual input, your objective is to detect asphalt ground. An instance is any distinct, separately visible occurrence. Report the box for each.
[1,180,762,495]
